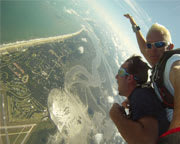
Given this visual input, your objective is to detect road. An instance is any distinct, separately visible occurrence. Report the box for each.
[0,124,36,144]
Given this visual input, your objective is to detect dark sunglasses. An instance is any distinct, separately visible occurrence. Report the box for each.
[146,41,170,49]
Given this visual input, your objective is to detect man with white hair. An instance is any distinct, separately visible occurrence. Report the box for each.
[124,13,180,143]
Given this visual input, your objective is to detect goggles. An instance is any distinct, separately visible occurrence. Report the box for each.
[118,67,138,80]
[146,41,170,49]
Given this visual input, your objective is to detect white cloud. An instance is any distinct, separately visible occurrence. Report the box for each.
[81,38,87,42]
[115,131,121,137]
[112,86,118,96]
[94,133,103,144]
[86,10,90,15]
[64,7,80,17]
[78,46,84,54]
[107,96,114,103]
[111,37,119,48]
[115,55,120,68]
[121,51,128,60]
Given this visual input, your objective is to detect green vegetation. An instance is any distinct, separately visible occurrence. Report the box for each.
[1,135,7,144]
[26,120,56,144]
[0,29,97,143]
[9,135,18,144]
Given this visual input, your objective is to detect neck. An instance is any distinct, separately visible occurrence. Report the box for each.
[126,85,137,98]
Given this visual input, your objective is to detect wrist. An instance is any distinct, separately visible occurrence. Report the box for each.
[132,25,140,33]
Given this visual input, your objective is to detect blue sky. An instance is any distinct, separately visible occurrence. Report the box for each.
[125,0,180,48]
[137,0,180,48]
[87,0,180,50]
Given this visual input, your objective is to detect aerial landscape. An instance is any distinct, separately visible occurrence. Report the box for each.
[0,22,126,143]
[2,0,175,143]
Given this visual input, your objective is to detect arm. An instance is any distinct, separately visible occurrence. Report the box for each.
[169,60,180,129]
[109,103,158,144]
[124,14,150,64]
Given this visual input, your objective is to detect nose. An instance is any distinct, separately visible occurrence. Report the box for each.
[150,44,158,52]
[151,44,157,50]
[115,74,118,79]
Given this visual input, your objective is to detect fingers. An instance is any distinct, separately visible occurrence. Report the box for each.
[124,14,136,25]
[124,13,131,18]
[112,103,120,108]
[121,99,130,108]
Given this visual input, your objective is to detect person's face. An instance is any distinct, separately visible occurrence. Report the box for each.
[115,62,129,96]
[146,31,172,67]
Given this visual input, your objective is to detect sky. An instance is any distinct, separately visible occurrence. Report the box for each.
[88,0,180,49]
[1,0,179,48]
[137,0,180,48]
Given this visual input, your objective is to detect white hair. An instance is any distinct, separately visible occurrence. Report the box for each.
[146,23,172,43]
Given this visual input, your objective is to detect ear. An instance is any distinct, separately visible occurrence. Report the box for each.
[168,43,174,50]
[127,75,134,82]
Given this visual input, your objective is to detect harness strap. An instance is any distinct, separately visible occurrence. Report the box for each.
[159,127,180,138]
[152,48,180,109]
[159,87,174,108]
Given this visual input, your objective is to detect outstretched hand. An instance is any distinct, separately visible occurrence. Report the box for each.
[124,13,136,25]
[124,13,131,19]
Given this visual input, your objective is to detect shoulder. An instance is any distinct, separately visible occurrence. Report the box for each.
[170,58,180,77]
[129,87,161,121]
[171,60,180,70]
[164,54,180,80]
[169,60,180,87]
[133,87,155,96]
[130,87,156,103]
[167,54,180,69]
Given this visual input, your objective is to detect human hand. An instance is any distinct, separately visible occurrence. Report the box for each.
[121,99,130,109]
[109,103,126,121]
[124,13,136,25]
[124,13,131,19]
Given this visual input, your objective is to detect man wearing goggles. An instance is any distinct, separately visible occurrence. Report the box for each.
[109,56,169,144]
[125,14,180,143]
[146,41,170,49]
[118,67,138,80]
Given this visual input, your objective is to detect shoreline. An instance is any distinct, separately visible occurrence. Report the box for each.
[0,28,85,55]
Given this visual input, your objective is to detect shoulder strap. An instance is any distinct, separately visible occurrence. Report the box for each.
[152,48,180,109]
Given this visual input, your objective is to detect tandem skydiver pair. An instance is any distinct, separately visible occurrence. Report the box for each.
[110,14,180,144]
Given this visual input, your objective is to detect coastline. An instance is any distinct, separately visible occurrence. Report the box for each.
[0,28,84,55]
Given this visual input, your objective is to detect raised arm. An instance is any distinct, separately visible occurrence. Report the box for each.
[124,14,149,62]
[169,60,180,129]
[109,103,158,144]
